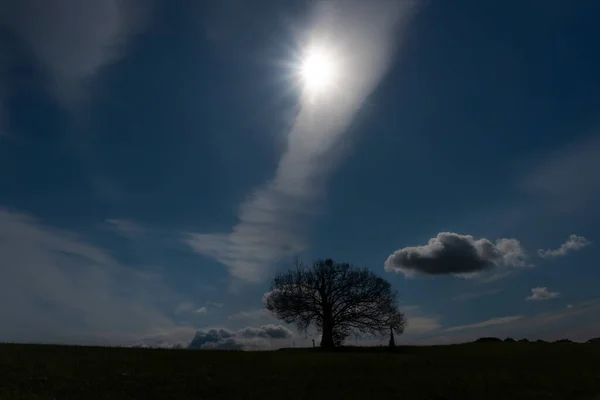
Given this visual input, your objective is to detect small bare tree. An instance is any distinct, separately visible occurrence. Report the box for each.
[263,259,406,348]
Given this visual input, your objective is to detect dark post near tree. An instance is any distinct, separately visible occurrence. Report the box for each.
[263,258,406,348]
[388,312,404,348]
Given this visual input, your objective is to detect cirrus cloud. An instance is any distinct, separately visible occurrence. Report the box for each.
[0,207,184,346]
[444,316,524,333]
[185,1,417,283]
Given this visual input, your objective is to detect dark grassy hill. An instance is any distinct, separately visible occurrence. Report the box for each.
[1,342,600,399]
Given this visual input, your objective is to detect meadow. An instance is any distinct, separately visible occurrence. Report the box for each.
[1,342,600,400]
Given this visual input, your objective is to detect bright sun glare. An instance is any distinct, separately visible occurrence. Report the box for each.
[300,46,338,94]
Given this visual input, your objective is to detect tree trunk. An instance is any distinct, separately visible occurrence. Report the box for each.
[320,306,335,348]
[320,324,334,348]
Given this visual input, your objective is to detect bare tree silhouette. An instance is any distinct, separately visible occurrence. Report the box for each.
[264,259,405,349]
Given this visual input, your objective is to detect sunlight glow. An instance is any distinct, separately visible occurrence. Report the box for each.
[300,45,338,95]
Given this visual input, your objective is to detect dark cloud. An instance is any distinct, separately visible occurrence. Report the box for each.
[188,329,235,349]
[200,337,247,350]
[239,324,294,339]
[202,337,275,351]
[384,232,529,277]
[188,325,293,350]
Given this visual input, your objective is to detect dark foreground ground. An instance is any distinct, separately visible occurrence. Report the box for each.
[1,342,600,400]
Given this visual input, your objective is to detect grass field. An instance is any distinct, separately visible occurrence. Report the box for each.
[1,342,600,400]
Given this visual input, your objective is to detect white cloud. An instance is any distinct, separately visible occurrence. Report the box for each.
[444,316,523,333]
[206,302,224,308]
[495,238,530,267]
[0,208,183,345]
[385,232,530,278]
[186,1,416,283]
[195,307,207,314]
[526,287,560,301]
[538,234,591,258]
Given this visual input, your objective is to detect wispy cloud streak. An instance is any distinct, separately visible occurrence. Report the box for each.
[538,234,591,258]
[0,208,182,345]
[187,1,416,282]
[444,316,523,333]
[0,0,151,108]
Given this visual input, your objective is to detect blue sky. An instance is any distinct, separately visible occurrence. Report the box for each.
[1,0,599,349]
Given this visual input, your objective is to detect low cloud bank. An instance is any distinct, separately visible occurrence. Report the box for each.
[188,324,294,350]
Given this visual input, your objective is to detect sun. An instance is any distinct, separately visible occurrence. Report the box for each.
[299,45,338,95]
